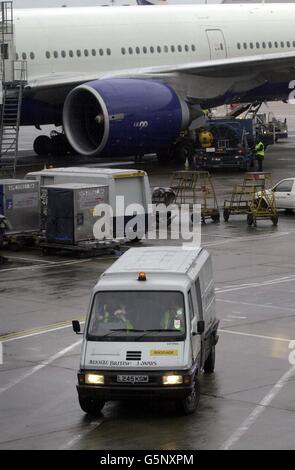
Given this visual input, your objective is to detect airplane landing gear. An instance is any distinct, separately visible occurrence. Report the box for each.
[33,131,74,157]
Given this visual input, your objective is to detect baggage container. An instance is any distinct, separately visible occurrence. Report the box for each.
[27,168,152,239]
[0,179,40,234]
[42,183,108,244]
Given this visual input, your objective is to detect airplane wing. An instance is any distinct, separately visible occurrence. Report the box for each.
[26,50,295,102]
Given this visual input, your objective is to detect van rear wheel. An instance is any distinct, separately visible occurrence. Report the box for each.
[204,345,216,373]
[175,377,200,415]
[78,396,105,415]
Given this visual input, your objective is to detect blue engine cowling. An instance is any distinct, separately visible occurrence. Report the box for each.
[63,78,190,157]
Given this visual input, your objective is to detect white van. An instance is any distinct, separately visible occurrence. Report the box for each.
[73,246,219,415]
[26,168,152,239]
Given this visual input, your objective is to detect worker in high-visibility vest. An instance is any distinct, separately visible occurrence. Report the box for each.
[255,138,265,172]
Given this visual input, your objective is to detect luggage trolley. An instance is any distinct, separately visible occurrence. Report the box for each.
[170,171,220,223]
[223,172,278,226]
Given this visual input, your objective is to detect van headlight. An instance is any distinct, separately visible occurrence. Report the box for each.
[85,373,104,385]
[162,375,183,385]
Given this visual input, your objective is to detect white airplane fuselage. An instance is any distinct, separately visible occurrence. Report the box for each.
[6,4,295,156]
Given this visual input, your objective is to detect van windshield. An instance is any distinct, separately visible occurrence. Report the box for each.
[87,291,186,341]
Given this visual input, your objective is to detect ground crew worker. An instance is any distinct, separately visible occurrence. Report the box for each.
[161,304,184,331]
[113,306,134,330]
[255,138,265,172]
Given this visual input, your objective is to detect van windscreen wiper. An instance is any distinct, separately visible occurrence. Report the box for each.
[145,329,179,332]
[110,328,146,332]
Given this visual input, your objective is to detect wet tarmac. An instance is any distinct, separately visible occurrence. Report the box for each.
[0,103,295,450]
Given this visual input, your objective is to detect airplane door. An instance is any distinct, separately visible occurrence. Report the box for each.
[206,29,227,60]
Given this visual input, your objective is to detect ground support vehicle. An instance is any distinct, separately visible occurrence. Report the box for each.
[73,246,219,416]
[195,118,255,171]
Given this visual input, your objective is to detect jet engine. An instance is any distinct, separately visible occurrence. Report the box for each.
[63,78,191,157]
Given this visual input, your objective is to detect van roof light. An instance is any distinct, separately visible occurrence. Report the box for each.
[138,272,147,281]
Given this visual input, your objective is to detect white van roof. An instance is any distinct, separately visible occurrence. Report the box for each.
[106,247,203,275]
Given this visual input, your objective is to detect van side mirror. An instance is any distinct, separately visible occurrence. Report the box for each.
[72,320,81,335]
[197,320,205,335]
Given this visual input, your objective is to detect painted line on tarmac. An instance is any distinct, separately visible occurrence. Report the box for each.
[0,339,82,395]
[217,298,295,313]
[219,329,294,343]
[203,231,291,247]
[61,418,105,450]
[4,256,57,264]
[0,319,86,343]
[216,274,295,294]
[0,258,92,273]
[221,364,295,450]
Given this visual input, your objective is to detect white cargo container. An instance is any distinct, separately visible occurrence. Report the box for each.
[73,246,219,416]
[26,168,152,239]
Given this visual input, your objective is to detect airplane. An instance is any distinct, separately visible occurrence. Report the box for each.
[4,3,295,163]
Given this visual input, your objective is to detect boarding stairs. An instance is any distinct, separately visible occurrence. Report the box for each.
[0,2,27,178]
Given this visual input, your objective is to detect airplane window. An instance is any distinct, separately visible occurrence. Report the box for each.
[262,42,266,49]
[106,48,111,56]
[184,45,189,52]
[54,51,58,58]
[22,52,27,60]
[164,45,169,53]
[237,43,241,50]
[69,50,74,58]
[157,46,162,53]
[191,44,196,52]
[99,49,104,56]
[250,43,254,49]
[143,46,147,54]
[46,51,50,59]
[171,45,175,53]
[256,42,260,49]
[281,41,285,48]
[92,49,96,56]
[220,43,224,50]
[61,50,66,58]
[30,52,35,60]
[150,46,154,53]
[177,45,182,52]
[121,47,126,55]
[84,49,89,57]
[136,47,140,54]
[77,50,81,57]
[287,41,291,48]
[293,41,295,47]
[128,47,133,55]
[268,42,272,48]
[243,43,247,49]
[274,42,279,48]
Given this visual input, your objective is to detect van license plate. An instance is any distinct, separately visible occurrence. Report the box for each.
[117,375,149,383]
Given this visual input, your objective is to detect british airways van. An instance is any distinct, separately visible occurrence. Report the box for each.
[73,246,219,415]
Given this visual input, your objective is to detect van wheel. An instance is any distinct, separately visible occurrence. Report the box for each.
[78,396,105,415]
[175,377,200,415]
[204,345,216,374]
